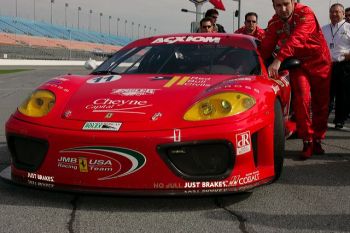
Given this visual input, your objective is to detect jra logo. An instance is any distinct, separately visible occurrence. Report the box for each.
[236,131,251,155]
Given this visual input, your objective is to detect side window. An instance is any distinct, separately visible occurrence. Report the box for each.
[217,49,260,75]
[116,47,151,73]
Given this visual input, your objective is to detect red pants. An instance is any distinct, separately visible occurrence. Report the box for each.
[290,68,330,141]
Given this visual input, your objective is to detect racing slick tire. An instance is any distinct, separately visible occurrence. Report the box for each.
[273,99,285,181]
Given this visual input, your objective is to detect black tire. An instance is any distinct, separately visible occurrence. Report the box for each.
[273,99,285,181]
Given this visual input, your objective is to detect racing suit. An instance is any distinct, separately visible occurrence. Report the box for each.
[235,26,265,41]
[259,3,332,141]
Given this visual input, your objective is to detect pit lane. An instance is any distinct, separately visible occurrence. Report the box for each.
[0,66,349,233]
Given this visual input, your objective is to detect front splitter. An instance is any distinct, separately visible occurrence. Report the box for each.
[0,166,273,196]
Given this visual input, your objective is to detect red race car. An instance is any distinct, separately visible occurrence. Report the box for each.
[1,33,296,195]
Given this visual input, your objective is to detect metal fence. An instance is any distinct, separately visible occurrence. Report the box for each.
[0,44,111,61]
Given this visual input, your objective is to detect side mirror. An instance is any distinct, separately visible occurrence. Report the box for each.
[280,57,301,71]
[84,58,98,70]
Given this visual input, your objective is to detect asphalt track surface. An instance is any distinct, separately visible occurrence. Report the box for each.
[0,66,349,233]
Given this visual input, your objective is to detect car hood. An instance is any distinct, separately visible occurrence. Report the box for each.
[63,74,245,124]
[64,75,237,122]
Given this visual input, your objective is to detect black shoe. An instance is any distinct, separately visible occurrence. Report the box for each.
[335,123,344,129]
[313,140,325,155]
[300,141,313,160]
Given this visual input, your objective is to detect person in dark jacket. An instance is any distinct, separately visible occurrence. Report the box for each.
[345,7,350,23]
[205,8,226,33]
[199,17,215,33]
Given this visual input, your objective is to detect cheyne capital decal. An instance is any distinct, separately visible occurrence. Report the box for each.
[59,146,146,180]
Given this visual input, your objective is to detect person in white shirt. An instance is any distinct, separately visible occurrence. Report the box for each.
[322,3,350,129]
[345,7,350,23]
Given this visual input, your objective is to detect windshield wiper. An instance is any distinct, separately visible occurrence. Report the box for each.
[91,70,119,75]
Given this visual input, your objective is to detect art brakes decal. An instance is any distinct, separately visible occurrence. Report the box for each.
[87,75,122,84]
[59,146,146,180]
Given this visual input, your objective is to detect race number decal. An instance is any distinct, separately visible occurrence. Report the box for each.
[87,75,122,84]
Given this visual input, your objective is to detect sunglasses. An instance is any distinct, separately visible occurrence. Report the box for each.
[202,25,212,29]
[246,20,257,23]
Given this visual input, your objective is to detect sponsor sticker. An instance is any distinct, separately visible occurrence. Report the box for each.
[78,157,88,172]
[228,171,260,186]
[105,113,114,119]
[151,112,162,121]
[164,76,211,88]
[87,75,122,84]
[231,77,253,82]
[58,146,146,180]
[236,131,252,155]
[173,129,181,142]
[182,171,260,189]
[184,181,228,188]
[27,180,55,188]
[54,77,69,82]
[85,98,152,114]
[153,182,182,189]
[28,172,55,183]
[44,82,70,93]
[151,36,221,44]
[111,89,158,96]
[82,122,122,131]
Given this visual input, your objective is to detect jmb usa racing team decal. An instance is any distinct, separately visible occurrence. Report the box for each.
[58,146,146,180]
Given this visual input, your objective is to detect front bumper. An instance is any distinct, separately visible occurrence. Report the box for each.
[0,166,273,196]
[3,114,276,194]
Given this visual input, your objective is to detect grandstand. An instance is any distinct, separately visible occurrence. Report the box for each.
[0,15,133,61]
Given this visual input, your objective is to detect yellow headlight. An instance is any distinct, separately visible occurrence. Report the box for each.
[18,90,56,117]
[184,92,256,121]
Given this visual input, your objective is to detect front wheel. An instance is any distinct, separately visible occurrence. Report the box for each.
[273,99,285,181]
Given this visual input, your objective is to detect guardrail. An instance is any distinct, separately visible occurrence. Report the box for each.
[0,59,103,66]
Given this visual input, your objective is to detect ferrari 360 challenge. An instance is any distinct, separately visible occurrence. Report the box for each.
[1,33,295,195]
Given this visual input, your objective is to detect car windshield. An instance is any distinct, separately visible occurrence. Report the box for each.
[92,44,260,75]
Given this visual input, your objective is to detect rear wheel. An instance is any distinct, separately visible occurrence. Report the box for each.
[273,99,285,181]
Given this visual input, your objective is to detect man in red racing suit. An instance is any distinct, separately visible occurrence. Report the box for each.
[259,0,332,159]
[235,12,265,41]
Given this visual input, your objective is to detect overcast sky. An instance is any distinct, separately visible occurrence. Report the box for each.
[0,0,348,39]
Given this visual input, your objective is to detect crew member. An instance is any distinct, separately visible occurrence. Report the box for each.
[205,8,226,33]
[259,0,332,159]
[199,17,215,33]
[235,12,265,41]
